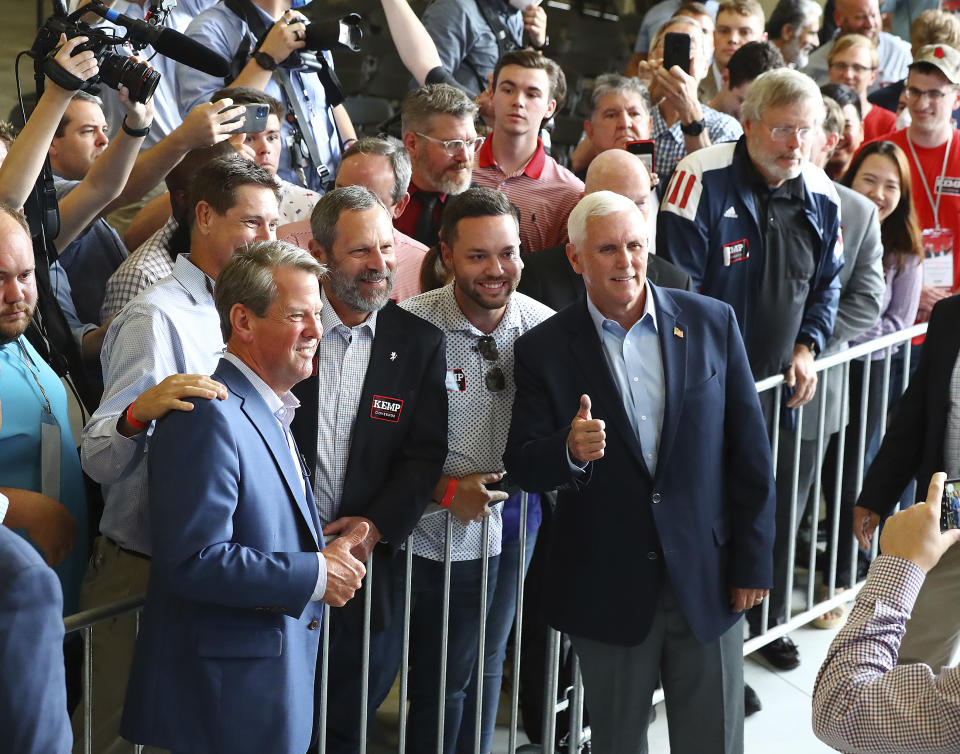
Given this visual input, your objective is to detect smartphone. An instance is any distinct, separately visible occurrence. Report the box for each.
[941,477,960,531]
[626,139,656,174]
[222,103,270,134]
[663,31,691,74]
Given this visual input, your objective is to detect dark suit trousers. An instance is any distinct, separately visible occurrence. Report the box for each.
[324,553,500,754]
[570,578,744,754]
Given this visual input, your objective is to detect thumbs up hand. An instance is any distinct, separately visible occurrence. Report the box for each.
[321,521,369,607]
[568,394,605,464]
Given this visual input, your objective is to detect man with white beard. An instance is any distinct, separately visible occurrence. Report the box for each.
[659,70,844,698]
[766,0,822,70]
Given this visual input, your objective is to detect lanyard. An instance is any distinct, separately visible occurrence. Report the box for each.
[906,130,953,231]
[14,340,52,415]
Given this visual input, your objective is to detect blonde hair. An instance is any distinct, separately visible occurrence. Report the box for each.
[827,33,879,69]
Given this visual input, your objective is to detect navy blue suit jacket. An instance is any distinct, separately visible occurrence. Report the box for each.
[0,525,71,753]
[504,286,776,646]
[122,359,324,754]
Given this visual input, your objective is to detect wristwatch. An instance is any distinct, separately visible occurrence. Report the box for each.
[797,338,819,356]
[253,51,278,71]
[680,118,706,136]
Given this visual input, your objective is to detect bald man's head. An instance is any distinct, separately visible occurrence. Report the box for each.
[583,150,652,219]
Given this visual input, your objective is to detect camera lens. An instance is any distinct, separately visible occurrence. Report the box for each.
[98,54,161,104]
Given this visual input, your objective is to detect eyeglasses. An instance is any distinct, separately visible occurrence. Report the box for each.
[904,86,955,103]
[415,132,485,156]
[476,335,505,392]
[759,121,813,143]
[828,61,876,75]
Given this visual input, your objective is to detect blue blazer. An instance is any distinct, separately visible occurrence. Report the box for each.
[0,525,71,754]
[504,286,776,646]
[121,359,324,754]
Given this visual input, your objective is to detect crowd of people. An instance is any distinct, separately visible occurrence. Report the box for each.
[2,0,960,752]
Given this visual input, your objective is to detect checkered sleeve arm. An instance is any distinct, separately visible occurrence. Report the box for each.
[812,555,960,753]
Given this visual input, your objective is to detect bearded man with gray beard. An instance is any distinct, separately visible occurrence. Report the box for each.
[292,185,449,753]
[394,84,481,247]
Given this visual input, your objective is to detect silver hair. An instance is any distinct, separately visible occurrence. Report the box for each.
[310,185,389,252]
[400,83,477,137]
[740,68,825,125]
[215,240,326,341]
[589,74,651,120]
[341,135,412,206]
[567,190,642,249]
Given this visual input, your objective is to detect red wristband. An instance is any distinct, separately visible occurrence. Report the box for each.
[439,477,457,508]
[125,403,148,431]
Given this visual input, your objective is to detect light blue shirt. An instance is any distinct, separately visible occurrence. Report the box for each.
[91,0,218,147]
[177,0,341,190]
[81,255,226,555]
[586,285,665,475]
[222,352,327,601]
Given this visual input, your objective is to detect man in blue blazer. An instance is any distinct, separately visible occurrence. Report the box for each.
[121,241,368,754]
[0,508,72,754]
[504,192,776,753]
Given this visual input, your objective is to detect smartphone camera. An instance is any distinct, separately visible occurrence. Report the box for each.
[940,478,960,532]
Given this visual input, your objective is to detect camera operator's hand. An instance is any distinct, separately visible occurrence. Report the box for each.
[118,84,154,131]
[172,98,246,152]
[260,9,308,65]
[48,33,99,95]
[523,5,547,48]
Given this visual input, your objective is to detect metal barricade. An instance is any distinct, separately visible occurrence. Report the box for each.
[63,325,928,754]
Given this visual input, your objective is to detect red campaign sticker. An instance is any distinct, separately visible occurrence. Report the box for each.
[370,395,404,422]
[723,238,749,265]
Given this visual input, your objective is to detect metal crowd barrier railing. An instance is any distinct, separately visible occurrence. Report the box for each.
[63,323,928,754]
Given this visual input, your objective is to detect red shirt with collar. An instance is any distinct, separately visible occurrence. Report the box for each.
[471,135,584,252]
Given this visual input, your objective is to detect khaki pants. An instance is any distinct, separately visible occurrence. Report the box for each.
[71,536,151,754]
[897,539,960,673]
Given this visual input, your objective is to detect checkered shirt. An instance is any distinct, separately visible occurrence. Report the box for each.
[400,284,553,561]
[652,105,742,191]
[100,217,177,321]
[312,291,377,525]
[812,555,960,752]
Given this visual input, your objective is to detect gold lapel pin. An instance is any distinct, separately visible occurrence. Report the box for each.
[673,326,684,339]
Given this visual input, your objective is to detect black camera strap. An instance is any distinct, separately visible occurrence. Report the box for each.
[223,0,333,185]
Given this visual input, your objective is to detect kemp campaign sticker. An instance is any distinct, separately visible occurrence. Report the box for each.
[723,238,749,266]
[371,395,404,422]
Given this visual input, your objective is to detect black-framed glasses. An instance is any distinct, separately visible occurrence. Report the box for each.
[476,335,505,392]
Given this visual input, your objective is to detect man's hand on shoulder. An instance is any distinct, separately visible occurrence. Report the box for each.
[880,472,960,573]
[321,522,368,607]
[449,472,509,525]
[785,343,817,408]
[119,374,228,437]
[567,394,605,465]
[323,516,381,563]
